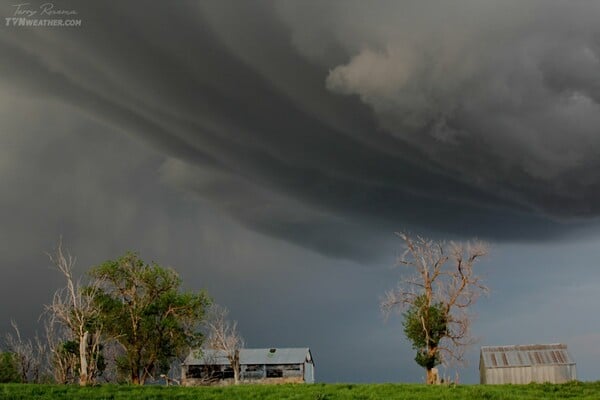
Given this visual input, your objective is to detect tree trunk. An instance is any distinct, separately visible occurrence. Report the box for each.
[79,331,89,386]
[426,367,439,385]
[131,352,144,384]
[233,366,240,385]
[426,368,434,385]
[131,367,141,385]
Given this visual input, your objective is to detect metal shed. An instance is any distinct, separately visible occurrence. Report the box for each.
[480,344,576,384]
[182,347,315,385]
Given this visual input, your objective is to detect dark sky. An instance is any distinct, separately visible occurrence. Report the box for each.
[2,0,600,383]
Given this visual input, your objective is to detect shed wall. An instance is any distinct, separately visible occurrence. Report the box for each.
[483,365,576,384]
[304,362,314,384]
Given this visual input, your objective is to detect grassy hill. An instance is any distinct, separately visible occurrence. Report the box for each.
[1,382,600,399]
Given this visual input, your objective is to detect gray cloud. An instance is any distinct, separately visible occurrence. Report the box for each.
[317,1,600,216]
[2,0,595,264]
[3,0,600,384]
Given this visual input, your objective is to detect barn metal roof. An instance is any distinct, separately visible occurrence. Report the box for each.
[480,344,575,368]
[184,348,313,366]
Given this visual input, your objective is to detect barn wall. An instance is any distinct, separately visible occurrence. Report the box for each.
[485,366,532,384]
[182,376,304,386]
[304,362,314,384]
[531,365,576,383]
[182,363,308,386]
[482,365,576,384]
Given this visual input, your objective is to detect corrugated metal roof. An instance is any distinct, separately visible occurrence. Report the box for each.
[184,348,313,366]
[480,344,575,368]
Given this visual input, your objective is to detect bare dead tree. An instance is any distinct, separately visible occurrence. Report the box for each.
[381,233,489,384]
[44,313,77,384]
[184,347,221,385]
[204,305,244,385]
[32,329,49,382]
[44,238,103,386]
[4,321,33,383]
[4,321,47,383]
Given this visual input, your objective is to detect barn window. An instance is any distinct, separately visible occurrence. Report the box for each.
[187,365,224,379]
[245,364,262,372]
[207,366,224,379]
[266,365,283,377]
[187,366,203,378]
[243,364,265,379]
[223,366,234,379]
[283,364,301,371]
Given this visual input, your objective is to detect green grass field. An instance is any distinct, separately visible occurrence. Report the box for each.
[1,382,600,400]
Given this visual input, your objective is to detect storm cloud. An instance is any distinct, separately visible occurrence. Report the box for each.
[3,0,600,383]
[3,0,600,262]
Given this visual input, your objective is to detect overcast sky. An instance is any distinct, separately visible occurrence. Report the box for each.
[2,0,600,383]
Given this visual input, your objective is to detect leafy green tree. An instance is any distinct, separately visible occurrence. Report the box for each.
[403,295,447,372]
[0,352,22,383]
[90,253,211,384]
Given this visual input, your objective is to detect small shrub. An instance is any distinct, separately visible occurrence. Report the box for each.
[0,352,21,383]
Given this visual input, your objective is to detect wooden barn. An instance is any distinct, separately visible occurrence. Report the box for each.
[480,344,576,384]
[181,347,315,386]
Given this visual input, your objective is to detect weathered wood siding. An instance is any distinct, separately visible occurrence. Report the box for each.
[480,344,577,384]
[482,364,577,384]
[304,362,315,384]
[182,375,304,386]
